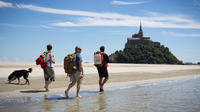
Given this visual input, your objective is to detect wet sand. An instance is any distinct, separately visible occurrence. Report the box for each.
[0,62,200,99]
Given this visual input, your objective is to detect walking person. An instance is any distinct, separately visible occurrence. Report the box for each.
[43,44,55,92]
[65,46,84,98]
[95,46,109,92]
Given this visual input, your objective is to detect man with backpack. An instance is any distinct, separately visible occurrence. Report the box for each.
[43,44,55,92]
[64,46,84,98]
[36,44,55,92]
[95,46,109,92]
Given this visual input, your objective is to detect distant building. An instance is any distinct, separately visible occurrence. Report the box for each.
[125,22,160,48]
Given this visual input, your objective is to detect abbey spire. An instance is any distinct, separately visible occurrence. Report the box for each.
[125,22,160,48]
[138,21,143,37]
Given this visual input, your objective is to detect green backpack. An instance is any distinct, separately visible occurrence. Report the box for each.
[64,54,77,75]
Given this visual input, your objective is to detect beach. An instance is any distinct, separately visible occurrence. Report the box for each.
[0,62,200,99]
[0,62,200,112]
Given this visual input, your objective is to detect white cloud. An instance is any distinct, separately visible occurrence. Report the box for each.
[51,17,200,29]
[15,4,191,22]
[0,1,14,8]
[0,3,199,29]
[0,23,37,28]
[16,4,135,19]
[14,4,200,29]
[111,1,146,5]
[165,31,200,37]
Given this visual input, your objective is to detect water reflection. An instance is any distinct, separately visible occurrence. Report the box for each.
[64,98,81,112]
[96,93,107,112]
[42,94,54,112]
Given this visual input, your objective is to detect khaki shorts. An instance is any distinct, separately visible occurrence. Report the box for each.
[44,67,55,81]
[69,71,83,83]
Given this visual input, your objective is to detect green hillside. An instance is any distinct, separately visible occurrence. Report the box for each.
[110,45,183,64]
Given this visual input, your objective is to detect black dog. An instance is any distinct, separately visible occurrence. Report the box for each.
[8,68,32,85]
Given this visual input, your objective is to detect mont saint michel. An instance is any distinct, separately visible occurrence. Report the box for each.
[109,23,182,64]
[125,23,160,48]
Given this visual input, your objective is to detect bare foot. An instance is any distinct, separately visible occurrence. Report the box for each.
[44,87,49,92]
[76,95,82,98]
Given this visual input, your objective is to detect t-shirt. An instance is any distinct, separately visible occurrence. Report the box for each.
[102,53,109,65]
[46,52,54,67]
[75,52,82,72]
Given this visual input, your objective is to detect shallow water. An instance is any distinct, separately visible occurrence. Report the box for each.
[1,76,200,112]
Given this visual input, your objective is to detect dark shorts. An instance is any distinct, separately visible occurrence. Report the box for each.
[97,67,108,78]
[43,67,55,81]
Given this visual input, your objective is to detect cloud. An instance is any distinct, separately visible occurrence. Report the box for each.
[16,4,190,22]
[165,32,200,37]
[111,1,147,5]
[16,4,135,19]
[1,2,200,29]
[15,4,200,29]
[0,23,38,28]
[0,1,14,8]
[51,17,200,29]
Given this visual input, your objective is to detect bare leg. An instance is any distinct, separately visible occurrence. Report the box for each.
[44,80,51,92]
[99,77,104,92]
[99,77,103,89]
[76,80,82,98]
[46,80,52,92]
[101,77,109,90]
[44,81,48,91]
[44,81,47,90]
[65,82,76,98]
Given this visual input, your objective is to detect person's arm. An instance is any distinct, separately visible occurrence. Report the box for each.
[79,61,84,77]
[50,53,55,63]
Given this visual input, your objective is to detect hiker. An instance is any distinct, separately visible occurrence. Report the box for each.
[95,46,109,92]
[43,44,55,92]
[65,46,84,98]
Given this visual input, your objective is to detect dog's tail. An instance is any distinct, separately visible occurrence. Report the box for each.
[28,68,32,73]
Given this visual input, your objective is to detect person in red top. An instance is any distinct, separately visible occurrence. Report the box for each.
[96,46,109,92]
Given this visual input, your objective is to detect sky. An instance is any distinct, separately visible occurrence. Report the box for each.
[0,0,200,63]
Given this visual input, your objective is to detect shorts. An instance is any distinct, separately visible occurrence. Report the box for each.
[69,71,83,83]
[43,67,55,81]
[97,67,108,78]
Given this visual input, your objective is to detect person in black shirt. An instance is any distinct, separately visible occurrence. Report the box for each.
[96,46,109,92]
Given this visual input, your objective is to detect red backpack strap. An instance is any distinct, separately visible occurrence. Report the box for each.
[101,53,104,63]
[101,53,108,67]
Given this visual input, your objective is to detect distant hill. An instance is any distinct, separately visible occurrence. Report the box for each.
[109,23,182,64]
[109,44,183,64]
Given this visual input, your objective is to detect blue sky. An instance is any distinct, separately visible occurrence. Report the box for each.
[0,0,200,63]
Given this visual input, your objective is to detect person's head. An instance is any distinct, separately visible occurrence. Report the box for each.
[47,44,52,51]
[75,46,82,54]
[100,46,105,52]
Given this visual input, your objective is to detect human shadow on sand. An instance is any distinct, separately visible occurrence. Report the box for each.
[20,90,47,93]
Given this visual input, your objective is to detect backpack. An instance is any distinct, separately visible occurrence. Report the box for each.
[64,54,77,75]
[94,52,108,68]
[35,52,47,69]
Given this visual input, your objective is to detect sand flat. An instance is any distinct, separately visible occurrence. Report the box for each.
[0,62,200,99]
